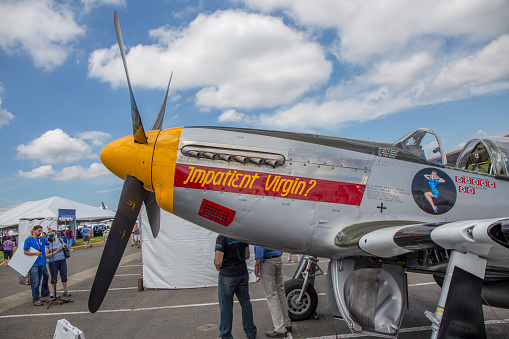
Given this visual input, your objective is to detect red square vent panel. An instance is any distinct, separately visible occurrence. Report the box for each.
[198,199,236,227]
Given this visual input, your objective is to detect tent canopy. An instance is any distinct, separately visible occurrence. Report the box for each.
[0,196,115,227]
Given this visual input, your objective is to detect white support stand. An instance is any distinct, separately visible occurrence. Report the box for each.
[53,319,85,339]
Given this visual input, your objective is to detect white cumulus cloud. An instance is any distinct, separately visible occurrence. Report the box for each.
[76,131,112,147]
[218,109,248,123]
[0,94,14,129]
[18,165,56,179]
[430,35,509,99]
[228,0,509,131]
[0,0,85,71]
[17,129,95,164]
[52,163,111,181]
[240,0,509,63]
[88,10,331,109]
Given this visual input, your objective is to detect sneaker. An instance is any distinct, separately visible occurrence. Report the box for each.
[33,301,43,306]
[63,291,71,297]
[298,258,302,262]
[265,331,287,337]
[286,259,293,262]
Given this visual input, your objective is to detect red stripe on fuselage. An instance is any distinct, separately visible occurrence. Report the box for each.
[174,163,365,205]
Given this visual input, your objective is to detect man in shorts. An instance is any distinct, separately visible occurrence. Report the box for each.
[82,225,92,248]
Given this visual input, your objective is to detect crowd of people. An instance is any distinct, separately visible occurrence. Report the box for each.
[11,224,113,306]
[12,223,136,306]
[9,223,300,337]
[23,226,71,306]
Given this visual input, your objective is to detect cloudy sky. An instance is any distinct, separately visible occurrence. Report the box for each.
[0,0,508,211]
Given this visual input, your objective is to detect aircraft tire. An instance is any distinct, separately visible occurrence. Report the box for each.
[284,278,318,321]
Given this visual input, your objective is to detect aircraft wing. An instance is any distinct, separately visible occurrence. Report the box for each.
[358,217,509,267]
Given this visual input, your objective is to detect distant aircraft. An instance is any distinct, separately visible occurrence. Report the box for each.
[89,11,509,339]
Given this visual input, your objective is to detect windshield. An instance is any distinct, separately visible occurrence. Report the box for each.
[394,128,446,165]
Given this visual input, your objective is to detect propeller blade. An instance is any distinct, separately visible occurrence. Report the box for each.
[144,191,161,238]
[151,71,173,131]
[144,71,174,235]
[113,10,147,144]
[88,175,146,313]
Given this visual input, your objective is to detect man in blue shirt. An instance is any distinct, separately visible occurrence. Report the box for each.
[82,225,92,247]
[23,225,50,306]
[214,235,257,339]
[254,247,292,337]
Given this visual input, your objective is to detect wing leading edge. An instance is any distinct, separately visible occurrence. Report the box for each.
[359,217,509,266]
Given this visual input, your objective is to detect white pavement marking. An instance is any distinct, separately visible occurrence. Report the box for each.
[306,320,509,339]
[66,287,138,293]
[119,264,143,267]
[0,298,264,319]
[409,282,436,287]
[52,283,438,296]
[114,274,142,277]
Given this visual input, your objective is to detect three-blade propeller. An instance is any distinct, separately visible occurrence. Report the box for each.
[88,11,173,313]
[88,175,146,313]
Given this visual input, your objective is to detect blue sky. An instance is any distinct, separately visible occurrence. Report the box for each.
[0,0,508,212]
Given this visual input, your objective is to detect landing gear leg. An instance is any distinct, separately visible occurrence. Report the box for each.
[425,251,487,339]
[284,256,323,321]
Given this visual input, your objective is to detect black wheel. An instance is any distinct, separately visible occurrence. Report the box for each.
[284,278,318,321]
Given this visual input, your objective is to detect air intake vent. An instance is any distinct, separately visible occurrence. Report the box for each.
[198,199,236,227]
[488,220,509,249]
[182,145,285,167]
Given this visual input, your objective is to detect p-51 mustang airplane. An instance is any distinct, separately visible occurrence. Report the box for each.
[89,11,509,339]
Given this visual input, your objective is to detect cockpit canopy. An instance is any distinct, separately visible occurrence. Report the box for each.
[393,128,447,165]
[456,137,509,176]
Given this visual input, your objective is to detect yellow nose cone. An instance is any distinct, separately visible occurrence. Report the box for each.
[100,135,137,181]
[100,131,159,190]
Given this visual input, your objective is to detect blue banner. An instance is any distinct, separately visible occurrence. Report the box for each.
[58,209,76,221]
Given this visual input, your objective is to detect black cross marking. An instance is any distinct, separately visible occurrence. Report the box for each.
[377,203,387,213]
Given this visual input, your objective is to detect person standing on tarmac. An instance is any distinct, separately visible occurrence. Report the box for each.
[214,235,257,339]
[82,225,92,248]
[255,246,292,337]
[23,226,50,306]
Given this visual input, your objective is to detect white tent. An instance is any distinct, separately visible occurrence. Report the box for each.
[140,209,256,289]
[0,196,115,245]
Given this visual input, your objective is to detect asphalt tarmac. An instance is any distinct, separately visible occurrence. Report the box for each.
[1,243,509,339]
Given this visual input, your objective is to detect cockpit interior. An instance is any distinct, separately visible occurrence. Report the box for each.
[456,137,509,176]
[394,129,508,177]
